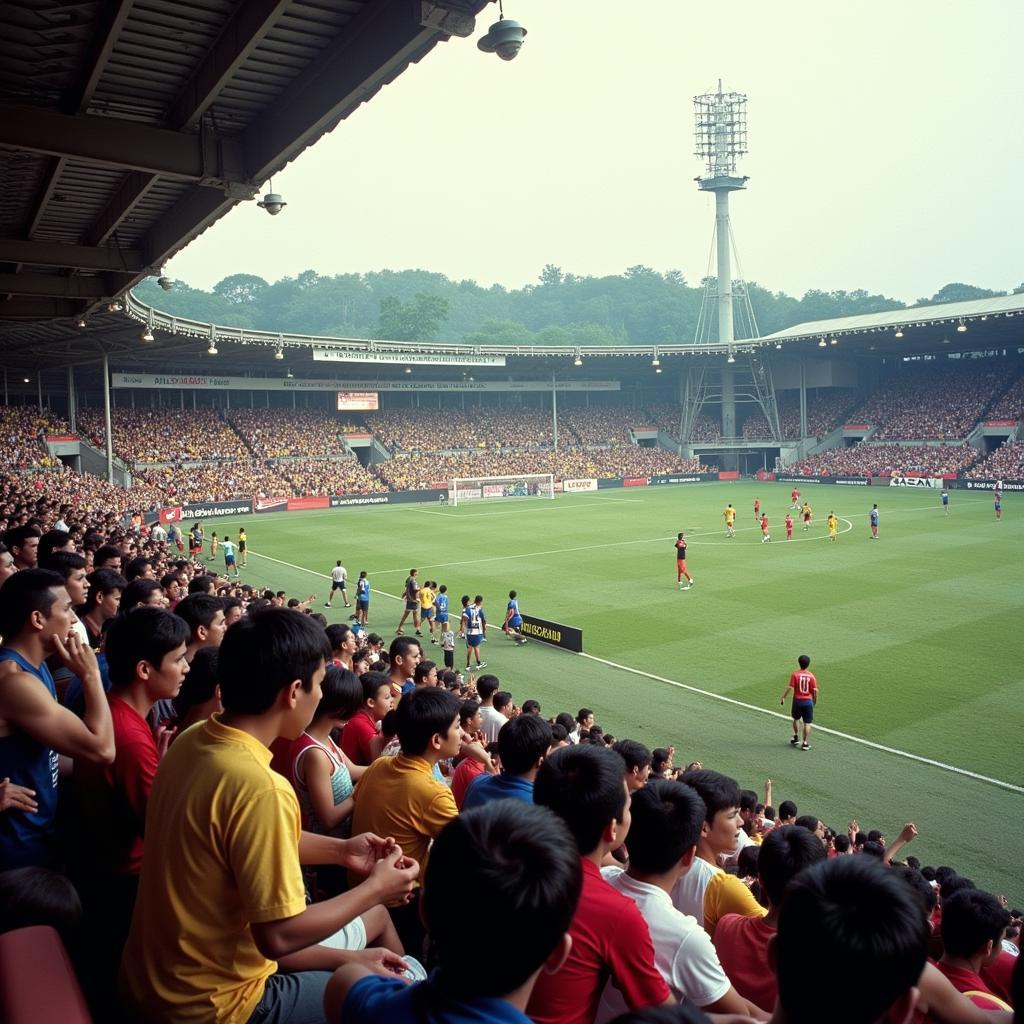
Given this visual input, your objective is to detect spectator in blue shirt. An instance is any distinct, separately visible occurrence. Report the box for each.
[463,714,551,810]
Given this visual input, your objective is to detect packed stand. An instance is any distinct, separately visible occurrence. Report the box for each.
[276,457,388,496]
[849,360,1016,441]
[785,442,977,478]
[226,409,358,458]
[0,525,1019,1024]
[646,404,722,442]
[0,405,70,470]
[561,407,641,446]
[966,439,1024,480]
[375,447,712,490]
[986,373,1024,421]
[77,407,250,464]
[742,390,861,441]
[365,407,556,451]
[133,460,288,504]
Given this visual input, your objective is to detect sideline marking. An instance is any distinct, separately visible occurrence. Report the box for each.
[246,546,1023,795]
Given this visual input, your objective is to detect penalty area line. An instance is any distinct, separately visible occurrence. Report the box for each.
[578,650,1024,795]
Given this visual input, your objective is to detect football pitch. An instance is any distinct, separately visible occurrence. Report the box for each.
[209,481,1023,902]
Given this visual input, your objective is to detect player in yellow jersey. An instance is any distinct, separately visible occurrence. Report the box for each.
[419,579,436,643]
[723,504,736,537]
[801,501,813,531]
[827,512,838,542]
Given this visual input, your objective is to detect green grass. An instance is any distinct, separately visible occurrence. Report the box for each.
[208,481,1024,902]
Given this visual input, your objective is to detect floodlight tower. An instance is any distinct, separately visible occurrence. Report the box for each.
[693,81,748,352]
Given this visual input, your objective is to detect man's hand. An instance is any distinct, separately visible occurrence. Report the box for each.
[339,832,398,874]
[155,723,178,759]
[51,632,100,680]
[897,822,918,844]
[848,819,859,838]
[347,947,410,979]
[0,778,38,814]
[368,848,420,905]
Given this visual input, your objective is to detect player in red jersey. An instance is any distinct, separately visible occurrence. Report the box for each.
[780,654,818,750]
[785,513,794,540]
[754,497,761,521]
[790,488,800,508]
[675,532,693,591]
[760,513,770,543]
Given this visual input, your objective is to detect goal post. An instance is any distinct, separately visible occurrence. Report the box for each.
[449,473,555,507]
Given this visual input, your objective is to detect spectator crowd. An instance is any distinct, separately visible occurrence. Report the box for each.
[786,442,978,479]
[227,409,359,458]
[967,439,1024,480]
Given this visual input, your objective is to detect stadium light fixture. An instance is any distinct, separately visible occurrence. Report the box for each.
[23,376,30,384]
[75,316,87,329]
[286,369,294,379]
[775,342,783,350]
[573,351,583,367]
[818,338,827,347]
[894,327,904,338]
[830,337,838,346]
[107,301,123,312]
[651,350,660,366]
[405,366,412,374]
[140,327,154,342]
[956,319,967,333]
[208,340,218,355]
[274,347,284,360]
[726,351,735,364]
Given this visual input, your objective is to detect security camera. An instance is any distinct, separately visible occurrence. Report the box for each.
[477,18,527,60]
[157,276,175,291]
[257,192,287,216]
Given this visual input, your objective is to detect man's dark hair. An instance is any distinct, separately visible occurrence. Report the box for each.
[861,841,885,859]
[37,530,73,563]
[389,635,421,662]
[105,607,190,687]
[459,699,480,726]
[891,864,937,915]
[576,708,593,724]
[0,866,82,947]
[218,607,330,715]
[550,723,568,743]
[0,568,67,639]
[834,834,850,854]
[174,593,223,635]
[778,799,798,820]
[81,568,127,612]
[325,623,352,652]
[867,829,884,844]
[794,814,821,833]
[3,524,42,552]
[312,666,362,723]
[521,699,541,715]
[123,556,152,582]
[738,789,758,814]
[679,769,740,825]
[757,825,827,907]
[172,646,219,719]
[797,654,810,670]
[39,550,86,580]
[612,739,652,773]
[121,578,164,614]
[940,889,1011,959]
[626,780,706,875]
[396,687,460,757]
[534,744,627,856]
[424,801,582,997]
[93,544,121,568]
[359,670,391,703]
[476,675,500,701]
[497,714,552,776]
[187,575,216,595]
[554,711,575,734]
[776,857,928,1024]
[493,691,513,714]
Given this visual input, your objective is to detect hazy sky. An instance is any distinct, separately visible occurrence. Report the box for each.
[170,0,1023,303]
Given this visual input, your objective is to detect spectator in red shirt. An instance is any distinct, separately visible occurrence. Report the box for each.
[773,856,928,1024]
[71,606,190,1013]
[937,890,1013,1010]
[714,825,826,1013]
[340,671,393,765]
[527,744,673,1024]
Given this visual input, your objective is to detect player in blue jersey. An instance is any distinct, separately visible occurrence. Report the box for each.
[869,504,879,539]
[432,585,450,646]
[354,570,370,626]
[461,595,487,670]
[503,590,528,646]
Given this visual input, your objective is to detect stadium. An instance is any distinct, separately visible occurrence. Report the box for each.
[0,1,1021,1021]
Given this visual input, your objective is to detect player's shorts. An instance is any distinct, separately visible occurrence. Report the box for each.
[791,699,814,723]
[443,650,454,669]
[803,514,811,522]
[509,617,523,629]
[238,542,246,550]
[676,558,687,569]
[466,634,482,648]
[356,599,369,611]
[331,581,346,591]
[422,608,435,620]
[225,555,235,566]
[829,528,837,536]
[405,599,418,611]
[437,613,449,625]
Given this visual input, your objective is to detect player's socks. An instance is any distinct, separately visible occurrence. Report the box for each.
[790,736,799,746]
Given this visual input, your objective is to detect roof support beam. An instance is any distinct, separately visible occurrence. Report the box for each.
[167,0,294,130]
[69,0,135,114]
[86,171,158,247]
[0,239,150,273]
[0,274,108,299]
[0,103,251,187]
[0,298,82,319]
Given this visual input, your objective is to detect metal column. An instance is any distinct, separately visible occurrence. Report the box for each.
[67,365,76,432]
[799,361,808,438]
[552,374,559,451]
[102,352,114,484]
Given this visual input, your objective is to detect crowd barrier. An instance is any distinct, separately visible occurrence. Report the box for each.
[519,612,584,653]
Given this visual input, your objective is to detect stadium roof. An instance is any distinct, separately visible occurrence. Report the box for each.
[0,0,493,328]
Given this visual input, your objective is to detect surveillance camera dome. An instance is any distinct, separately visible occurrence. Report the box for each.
[157,276,175,291]
[477,18,526,61]
[257,192,287,216]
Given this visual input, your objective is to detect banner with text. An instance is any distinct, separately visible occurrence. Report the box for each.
[519,613,584,654]
[649,473,718,485]
[562,478,598,492]
[957,478,1024,491]
[889,476,942,488]
[179,499,253,519]
[255,497,289,513]
[313,350,506,366]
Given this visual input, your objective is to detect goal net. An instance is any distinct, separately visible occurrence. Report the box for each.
[449,473,555,507]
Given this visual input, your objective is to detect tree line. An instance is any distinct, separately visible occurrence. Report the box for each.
[132,268,1020,345]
